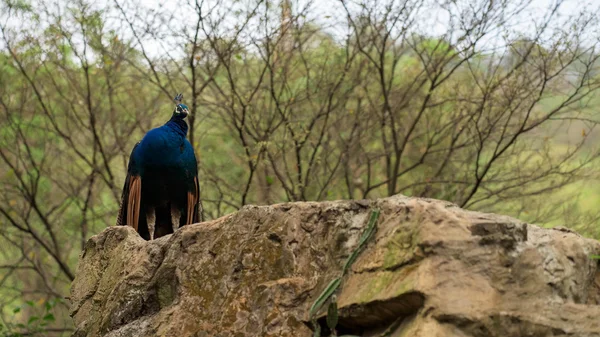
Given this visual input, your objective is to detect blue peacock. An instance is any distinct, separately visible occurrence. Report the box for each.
[116,94,202,240]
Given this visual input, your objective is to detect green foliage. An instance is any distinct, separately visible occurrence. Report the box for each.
[0,299,59,337]
[4,0,32,12]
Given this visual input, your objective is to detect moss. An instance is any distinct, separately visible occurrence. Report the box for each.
[345,266,418,306]
[382,220,421,270]
[157,278,177,308]
[185,267,222,306]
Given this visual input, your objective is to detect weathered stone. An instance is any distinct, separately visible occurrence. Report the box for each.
[70,195,600,337]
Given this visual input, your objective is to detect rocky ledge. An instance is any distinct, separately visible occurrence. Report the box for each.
[70,195,600,337]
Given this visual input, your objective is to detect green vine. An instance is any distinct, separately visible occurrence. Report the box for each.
[309,209,381,337]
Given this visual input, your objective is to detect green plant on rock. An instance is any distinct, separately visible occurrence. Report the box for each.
[309,209,380,337]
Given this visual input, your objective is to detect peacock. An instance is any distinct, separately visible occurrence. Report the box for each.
[116,94,202,240]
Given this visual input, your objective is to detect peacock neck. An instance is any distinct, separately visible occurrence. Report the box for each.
[165,118,188,138]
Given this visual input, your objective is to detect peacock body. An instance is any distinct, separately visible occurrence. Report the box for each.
[116,94,202,240]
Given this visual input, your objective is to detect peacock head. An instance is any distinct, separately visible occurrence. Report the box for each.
[172,93,189,119]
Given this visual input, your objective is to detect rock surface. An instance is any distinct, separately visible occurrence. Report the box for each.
[70,195,600,337]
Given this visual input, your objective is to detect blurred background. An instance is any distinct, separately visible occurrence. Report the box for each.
[1,0,600,334]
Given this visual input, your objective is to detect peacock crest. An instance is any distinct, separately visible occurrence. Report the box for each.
[173,93,189,115]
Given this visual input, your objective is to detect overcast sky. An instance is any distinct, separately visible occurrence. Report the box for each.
[1,0,597,58]
[129,0,595,57]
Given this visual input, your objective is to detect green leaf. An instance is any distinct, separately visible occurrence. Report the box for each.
[309,277,341,319]
[266,175,274,185]
[590,255,600,259]
[357,209,380,246]
[326,295,338,331]
[13,307,21,314]
[42,313,55,322]
[27,316,39,324]
[25,301,34,307]
[343,209,380,272]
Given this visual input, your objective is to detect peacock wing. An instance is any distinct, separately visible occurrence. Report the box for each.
[116,142,142,232]
[182,141,202,225]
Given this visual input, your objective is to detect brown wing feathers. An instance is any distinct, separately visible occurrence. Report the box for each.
[126,176,142,232]
[120,174,196,231]
[186,176,199,225]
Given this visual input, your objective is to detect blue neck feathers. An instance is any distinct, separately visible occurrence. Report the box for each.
[166,117,188,137]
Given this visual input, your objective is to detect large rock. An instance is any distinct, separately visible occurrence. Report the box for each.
[70,195,600,337]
